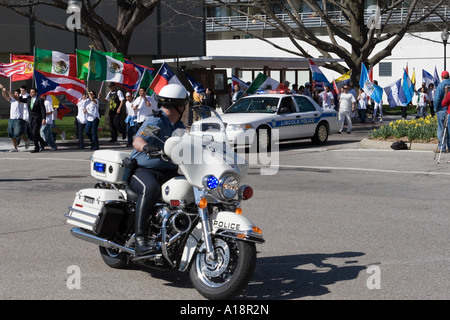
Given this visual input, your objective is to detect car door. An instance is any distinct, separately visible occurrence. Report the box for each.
[292,95,321,138]
[274,96,302,140]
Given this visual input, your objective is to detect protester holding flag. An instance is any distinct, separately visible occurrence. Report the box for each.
[84,90,100,151]
[133,87,155,129]
[0,84,30,152]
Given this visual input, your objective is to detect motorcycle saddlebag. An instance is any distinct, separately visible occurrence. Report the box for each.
[66,188,126,238]
[94,201,127,238]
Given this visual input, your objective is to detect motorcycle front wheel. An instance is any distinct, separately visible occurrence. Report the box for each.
[189,237,256,300]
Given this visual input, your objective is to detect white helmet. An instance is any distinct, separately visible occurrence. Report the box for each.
[155,84,189,108]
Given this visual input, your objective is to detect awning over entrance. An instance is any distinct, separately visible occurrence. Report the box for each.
[152,56,342,70]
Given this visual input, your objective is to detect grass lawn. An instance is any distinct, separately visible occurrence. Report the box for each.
[0,116,111,139]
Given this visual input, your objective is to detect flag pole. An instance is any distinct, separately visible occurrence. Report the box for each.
[86,46,93,91]
[135,68,147,98]
[9,53,12,92]
[32,46,36,91]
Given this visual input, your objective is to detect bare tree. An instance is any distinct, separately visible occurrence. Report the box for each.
[204,0,448,84]
[0,0,160,55]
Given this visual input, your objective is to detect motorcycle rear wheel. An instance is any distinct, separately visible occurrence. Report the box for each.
[99,246,130,269]
[189,237,256,300]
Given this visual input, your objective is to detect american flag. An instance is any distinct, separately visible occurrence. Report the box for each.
[0,61,26,78]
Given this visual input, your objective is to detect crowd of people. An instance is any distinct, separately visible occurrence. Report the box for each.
[228,72,450,139]
[0,81,158,153]
[0,83,66,153]
[3,72,450,153]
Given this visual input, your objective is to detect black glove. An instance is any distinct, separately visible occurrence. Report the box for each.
[143,144,159,155]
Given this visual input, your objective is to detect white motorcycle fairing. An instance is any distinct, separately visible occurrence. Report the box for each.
[178,211,264,272]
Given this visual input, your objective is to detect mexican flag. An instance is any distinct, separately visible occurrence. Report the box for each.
[246,72,288,94]
[76,49,138,85]
[34,47,77,77]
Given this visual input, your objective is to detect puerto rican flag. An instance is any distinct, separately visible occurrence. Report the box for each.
[0,61,26,78]
[34,69,86,105]
[149,62,184,94]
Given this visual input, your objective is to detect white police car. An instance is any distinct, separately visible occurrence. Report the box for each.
[190,92,340,151]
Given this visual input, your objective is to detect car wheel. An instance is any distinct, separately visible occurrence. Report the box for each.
[311,122,329,145]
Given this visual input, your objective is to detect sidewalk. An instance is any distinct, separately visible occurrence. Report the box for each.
[0,136,130,153]
[0,115,438,152]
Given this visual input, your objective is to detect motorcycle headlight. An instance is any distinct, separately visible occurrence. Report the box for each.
[219,175,239,199]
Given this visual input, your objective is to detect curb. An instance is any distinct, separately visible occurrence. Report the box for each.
[359,138,436,151]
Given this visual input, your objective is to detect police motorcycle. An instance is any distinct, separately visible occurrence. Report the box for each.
[65,99,264,300]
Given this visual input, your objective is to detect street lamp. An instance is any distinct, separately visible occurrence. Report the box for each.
[441,27,449,71]
[67,0,82,52]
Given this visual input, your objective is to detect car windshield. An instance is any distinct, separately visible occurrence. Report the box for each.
[226,97,279,114]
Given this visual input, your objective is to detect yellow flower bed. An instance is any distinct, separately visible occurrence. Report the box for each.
[369,115,438,143]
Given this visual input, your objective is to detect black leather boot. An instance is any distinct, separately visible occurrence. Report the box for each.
[135,196,156,256]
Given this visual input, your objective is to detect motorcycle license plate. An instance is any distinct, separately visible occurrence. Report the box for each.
[84,196,95,204]
[93,162,106,173]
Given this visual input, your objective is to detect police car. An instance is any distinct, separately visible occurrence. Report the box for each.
[190,92,340,151]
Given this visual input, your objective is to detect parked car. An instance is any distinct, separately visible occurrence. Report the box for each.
[190,92,340,151]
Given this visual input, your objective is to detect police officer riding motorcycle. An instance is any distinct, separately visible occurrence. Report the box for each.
[128,84,187,255]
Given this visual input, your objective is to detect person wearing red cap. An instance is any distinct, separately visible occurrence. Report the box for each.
[433,71,450,152]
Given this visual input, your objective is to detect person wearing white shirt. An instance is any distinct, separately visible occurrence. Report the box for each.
[76,93,88,149]
[125,92,138,147]
[357,88,368,123]
[0,84,30,152]
[319,86,334,109]
[40,95,57,151]
[338,85,356,134]
[84,90,100,150]
[133,87,156,128]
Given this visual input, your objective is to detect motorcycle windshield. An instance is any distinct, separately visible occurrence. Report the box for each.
[165,132,248,189]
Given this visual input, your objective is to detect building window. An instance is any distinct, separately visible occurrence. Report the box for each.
[378,62,392,77]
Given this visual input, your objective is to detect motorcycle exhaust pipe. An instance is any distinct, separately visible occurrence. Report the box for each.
[70,227,135,255]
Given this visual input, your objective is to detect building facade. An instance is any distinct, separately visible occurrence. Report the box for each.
[205,0,450,101]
